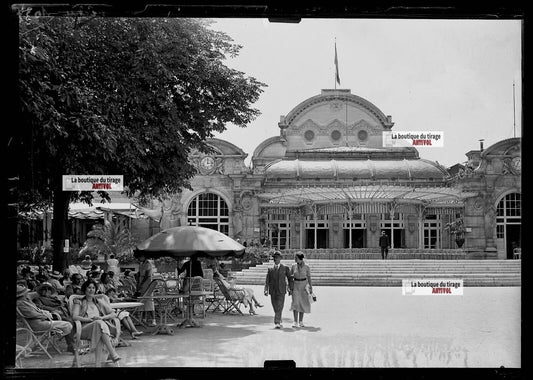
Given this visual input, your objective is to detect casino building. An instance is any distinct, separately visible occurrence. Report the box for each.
[164,89,521,259]
[18,89,521,260]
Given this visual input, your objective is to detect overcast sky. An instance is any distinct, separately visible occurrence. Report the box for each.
[209,18,522,168]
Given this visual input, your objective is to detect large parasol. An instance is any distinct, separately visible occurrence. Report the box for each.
[134,226,245,328]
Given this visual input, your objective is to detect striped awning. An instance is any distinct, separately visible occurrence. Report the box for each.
[258,185,477,207]
[19,202,142,220]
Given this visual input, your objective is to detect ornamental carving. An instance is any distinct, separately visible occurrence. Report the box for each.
[502,156,521,175]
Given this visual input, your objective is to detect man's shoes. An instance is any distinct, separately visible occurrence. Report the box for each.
[255,303,264,308]
[299,322,305,327]
[275,323,281,329]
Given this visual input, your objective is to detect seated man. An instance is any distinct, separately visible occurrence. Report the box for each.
[213,270,263,315]
[64,273,84,299]
[119,270,137,297]
[16,284,75,353]
[33,282,70,321]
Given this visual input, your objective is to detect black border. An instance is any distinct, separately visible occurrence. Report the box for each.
[3,2,526,380]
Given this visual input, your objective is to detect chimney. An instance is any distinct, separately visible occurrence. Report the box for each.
[479,139,484,152]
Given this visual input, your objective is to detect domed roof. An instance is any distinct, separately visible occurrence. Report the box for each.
[265,159,449,180]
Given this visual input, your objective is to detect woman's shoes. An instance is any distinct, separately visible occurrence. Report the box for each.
[299,322,305,327]
[132,331,143,339]
[249,310,257,315]
[255,303,264,308]
[292,322,299,328]
[110,354,121,363]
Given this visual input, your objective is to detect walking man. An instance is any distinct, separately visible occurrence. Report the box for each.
[379,231,390,259]
[264,251,293,329]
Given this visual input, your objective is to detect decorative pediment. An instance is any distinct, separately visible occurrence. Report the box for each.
[348,119,381,136]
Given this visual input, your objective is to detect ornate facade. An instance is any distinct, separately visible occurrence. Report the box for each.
[161,89,521,259]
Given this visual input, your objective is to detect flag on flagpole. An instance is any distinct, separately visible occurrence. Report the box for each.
[334,42,341,86]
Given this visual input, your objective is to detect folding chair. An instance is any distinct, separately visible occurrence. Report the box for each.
[67,294,122,367]
[132,278,167,325]
[16,307,63,360]
[205,280,226,312]
[213,277,246,315]
[15,327,34,368]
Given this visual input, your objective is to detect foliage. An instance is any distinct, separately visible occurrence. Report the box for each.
[238,245,271,264]
[79,219,136,262]
[16,10,266,270]
[445,217,465,240]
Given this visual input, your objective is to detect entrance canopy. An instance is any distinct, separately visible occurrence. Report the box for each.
[257,185,478,207]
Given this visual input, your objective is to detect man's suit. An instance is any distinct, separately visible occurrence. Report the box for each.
[264,263,293,325]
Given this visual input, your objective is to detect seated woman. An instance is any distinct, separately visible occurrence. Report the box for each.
[70,279,121,365]
[105,288,143,339]
[33,282,70,321]
[213,270,263,315]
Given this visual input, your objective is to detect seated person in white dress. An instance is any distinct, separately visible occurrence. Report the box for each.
[213,270,263,315]
[70,279,121,365]
[105,288,143,339]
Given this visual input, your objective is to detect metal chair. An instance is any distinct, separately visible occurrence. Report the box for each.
[183,276,206,318]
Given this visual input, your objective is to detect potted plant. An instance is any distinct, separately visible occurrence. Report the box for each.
[445,217,466,248]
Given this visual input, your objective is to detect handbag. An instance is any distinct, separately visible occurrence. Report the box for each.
[305,283,316,303]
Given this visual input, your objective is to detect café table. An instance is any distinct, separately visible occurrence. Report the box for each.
[178,290,211,329]
[138,294,187,335]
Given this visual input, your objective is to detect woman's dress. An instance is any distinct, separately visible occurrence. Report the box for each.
[290,263,311,313]
[74,297,117,351]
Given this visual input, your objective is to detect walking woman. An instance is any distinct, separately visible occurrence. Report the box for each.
[290,252,313,328]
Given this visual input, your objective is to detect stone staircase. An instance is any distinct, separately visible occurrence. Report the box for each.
[230,259,521,287]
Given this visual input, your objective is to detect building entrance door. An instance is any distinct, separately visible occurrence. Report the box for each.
[344,229,365,248]
[381,229,405,248]
[506,224,521,259]
[306,229,329,249]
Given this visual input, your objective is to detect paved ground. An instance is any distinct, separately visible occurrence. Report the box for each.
[9,286,520,369]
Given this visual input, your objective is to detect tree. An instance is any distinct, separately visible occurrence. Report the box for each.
[17,11,266,271]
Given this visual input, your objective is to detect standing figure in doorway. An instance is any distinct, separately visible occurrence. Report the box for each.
[379,231,390,260]
[264,251,293,329]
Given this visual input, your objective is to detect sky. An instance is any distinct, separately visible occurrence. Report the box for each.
[208,18,522,168]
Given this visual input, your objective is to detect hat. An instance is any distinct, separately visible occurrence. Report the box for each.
[49,270,62,279]
[35,282,55,294]
[16,285,29,298]
[272,251,282,257]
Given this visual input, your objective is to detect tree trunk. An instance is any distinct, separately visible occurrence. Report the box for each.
[52,180,71,272]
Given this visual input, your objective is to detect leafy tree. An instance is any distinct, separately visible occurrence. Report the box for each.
[17,11,265,271]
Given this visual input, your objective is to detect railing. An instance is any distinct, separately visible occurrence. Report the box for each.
[279,248,466,260]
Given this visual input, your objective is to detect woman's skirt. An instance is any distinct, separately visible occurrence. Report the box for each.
[80,320,117,351]
[290,280,311,313]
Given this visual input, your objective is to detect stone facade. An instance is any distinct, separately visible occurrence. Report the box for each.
[157,89,521,259]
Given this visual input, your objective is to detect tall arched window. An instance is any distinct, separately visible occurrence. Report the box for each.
[496,192,521,259]
[187,193,229,235]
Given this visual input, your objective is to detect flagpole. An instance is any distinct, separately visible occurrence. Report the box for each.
[513,81,516,138]
[334,38,337,90]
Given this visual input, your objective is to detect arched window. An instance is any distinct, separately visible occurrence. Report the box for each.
[187,193,229,235]
[496,192,521,259]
